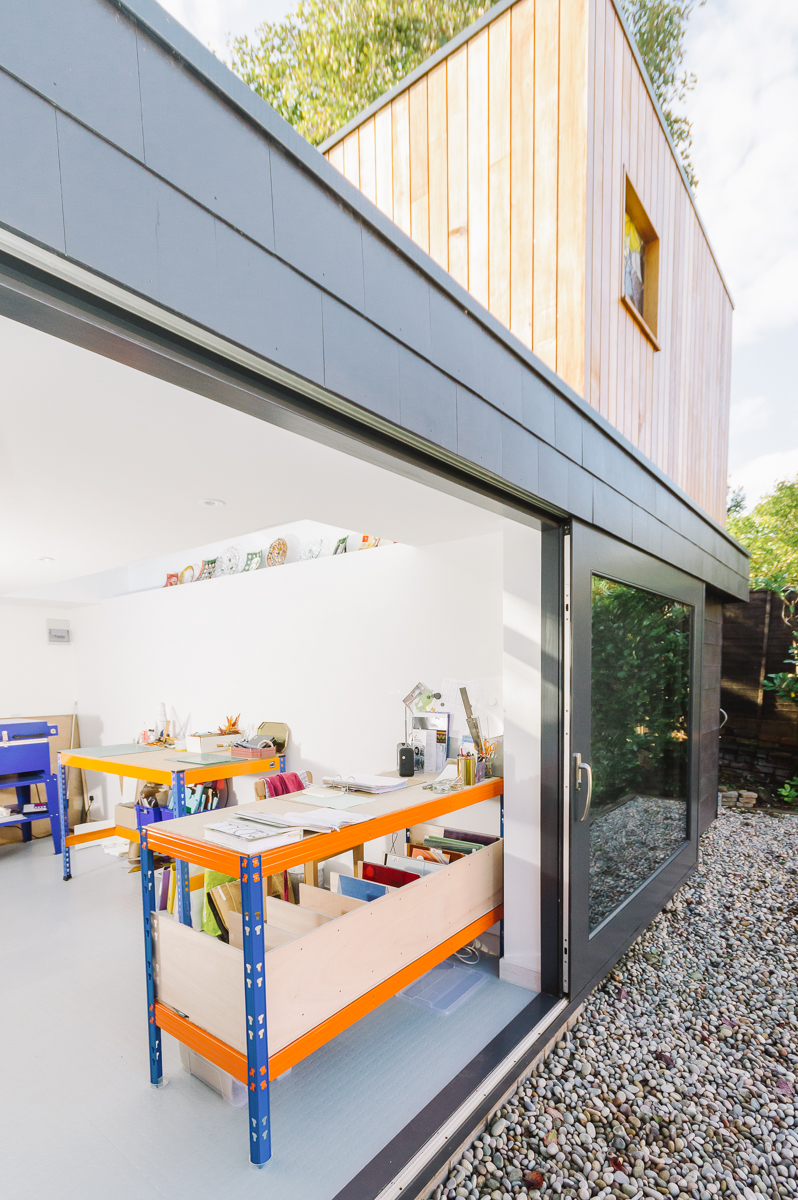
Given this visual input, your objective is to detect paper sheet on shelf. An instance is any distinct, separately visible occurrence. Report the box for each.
[435,764,459,782]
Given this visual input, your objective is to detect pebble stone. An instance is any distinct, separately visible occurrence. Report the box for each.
[430,810,798,1200]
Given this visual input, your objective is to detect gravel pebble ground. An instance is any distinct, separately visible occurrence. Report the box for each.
[432,810,798,1200]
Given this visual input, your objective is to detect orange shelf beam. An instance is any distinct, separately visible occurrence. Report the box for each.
[154,904,502,1085]
[65,824,139,847]
[146,777,503,877]
[59,750,282,787]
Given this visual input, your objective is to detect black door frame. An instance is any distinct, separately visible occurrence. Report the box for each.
[568,521,705,997]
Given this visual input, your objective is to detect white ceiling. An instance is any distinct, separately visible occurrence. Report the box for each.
[0,314,503,595]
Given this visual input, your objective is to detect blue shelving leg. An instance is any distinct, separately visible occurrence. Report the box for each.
[16,785,32,842]
[241,853,272,1168]
[58,754,71,880]
[44,774,62,855]
[172,771,191,926]
[140,829,164,1087]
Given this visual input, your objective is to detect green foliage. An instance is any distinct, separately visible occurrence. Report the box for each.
[727,476,798,596]
[776,778,798,807]
[620,0,704,188]
[726,485,745,519]
[728,475,798,705]
[591,578,691,807]
[228,0,496,146]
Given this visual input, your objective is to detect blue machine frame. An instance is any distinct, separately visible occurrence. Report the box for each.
[0,719,62,853]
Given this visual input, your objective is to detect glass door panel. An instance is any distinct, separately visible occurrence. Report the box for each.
[589,576,691,930]
[568,524,703,997]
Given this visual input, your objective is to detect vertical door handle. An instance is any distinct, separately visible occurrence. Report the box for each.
[574,753,593,822]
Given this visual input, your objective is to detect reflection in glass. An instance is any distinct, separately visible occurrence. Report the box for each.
[589,577,691,930]
[623,212,645,316]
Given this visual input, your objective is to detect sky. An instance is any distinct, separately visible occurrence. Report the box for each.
[160,0,798,513]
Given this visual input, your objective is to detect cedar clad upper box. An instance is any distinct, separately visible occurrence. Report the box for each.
[321,0,733,527]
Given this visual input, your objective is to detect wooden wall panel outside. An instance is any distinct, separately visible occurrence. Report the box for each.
[324,0,732,526]
[585,0,733,523]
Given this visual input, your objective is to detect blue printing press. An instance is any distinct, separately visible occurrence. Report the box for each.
[0,719,62,853]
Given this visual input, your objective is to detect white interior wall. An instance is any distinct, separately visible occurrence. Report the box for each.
[68,534,505,814]
[499,522,543,992]
[0,603,80,715]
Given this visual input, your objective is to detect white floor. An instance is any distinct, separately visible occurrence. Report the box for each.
[1,837,535,1200]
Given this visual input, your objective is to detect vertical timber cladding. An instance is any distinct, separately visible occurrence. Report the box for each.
[323,0,733,527]
[324,0,589,396]
[586,0,733,528]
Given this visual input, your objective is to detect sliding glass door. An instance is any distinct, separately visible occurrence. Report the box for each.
[568,523,703,996]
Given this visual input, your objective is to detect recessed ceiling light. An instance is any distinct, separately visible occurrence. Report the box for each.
[39,556,55,562]
[201,498,226,507]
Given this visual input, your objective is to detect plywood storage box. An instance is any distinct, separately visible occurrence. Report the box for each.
[152,839,503,1064]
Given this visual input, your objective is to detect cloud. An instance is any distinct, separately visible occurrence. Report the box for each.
[157,0,295,54]
[729,449,798,510]
[729,395,771,437]
[686,0,798,344]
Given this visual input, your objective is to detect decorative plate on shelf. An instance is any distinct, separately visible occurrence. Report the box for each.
[215,545,243,576]
[196,558,217,581]
[266,538,287,567]
[243,550,262,571]
[179,564,195,585]
[300,539,323,561]
[164,573,179,587]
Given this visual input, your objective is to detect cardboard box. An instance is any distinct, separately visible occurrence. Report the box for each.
[115,801,138,831]
[185,732,240,754]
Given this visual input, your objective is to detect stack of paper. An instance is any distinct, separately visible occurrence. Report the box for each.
[204,818,303,854]
[230,808,369,834]
[321,774,408,794]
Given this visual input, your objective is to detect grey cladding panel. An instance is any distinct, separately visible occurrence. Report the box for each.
[501,420,540,496]
[477,336,523,422]
[0,73,64,251]
[581,420,611,480]
[362,230,431,358]
[0,0,144,158]
[521,371,556,444]
[57,115,158,299]
[215,221,324,386]
[567,462,593,522]
[554,397,583,464]
[456,388,502,475]
[271,153,364,312]
[428,288,480,388]
[154,183,219,332]
[398,350,457,452]
[322,297,400,422]
[593,480,633,544]
[137,38,274,250]
[538,443,569,512]
[631,504,650,551]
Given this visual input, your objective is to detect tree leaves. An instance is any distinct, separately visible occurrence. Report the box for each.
[620,0,705,189]
[228,0,497,146]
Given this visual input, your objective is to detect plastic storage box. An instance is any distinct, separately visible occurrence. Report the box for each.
[398,959,488,1015]
[178,1043,247,1107]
